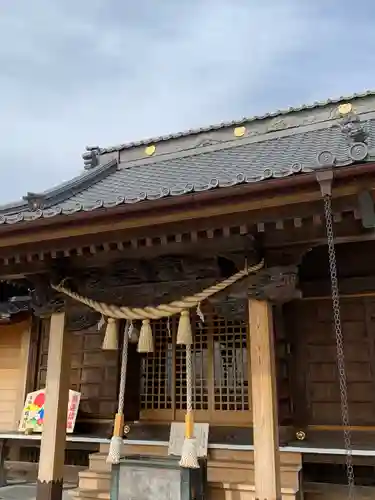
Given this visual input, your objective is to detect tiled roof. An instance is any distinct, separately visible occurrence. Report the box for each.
[1,91,375,226]
[99,90,375,153]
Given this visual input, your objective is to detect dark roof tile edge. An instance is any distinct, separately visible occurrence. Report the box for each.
[0,159,118,216]
[0,165,314,226]
[99,90,375,154]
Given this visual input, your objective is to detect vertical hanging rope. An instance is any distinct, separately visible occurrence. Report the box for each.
[107,321,130,464]
[179,343,199,469]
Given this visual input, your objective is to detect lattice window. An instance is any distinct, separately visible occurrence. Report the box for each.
[140,319,173,410]
[212,316,249,411]
[193,325,209,411]
[140,310,250,423]
[175,316,209,411]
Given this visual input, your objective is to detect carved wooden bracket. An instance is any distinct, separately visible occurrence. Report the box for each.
[0,281,31,322]
[212,297,247,322]
[0,298,30,322]
[357,190,375,229]
[209,266,301,320]
[28,274,65,317]
[212,265,301,305]
[264,245,313,268]
[66,309,101,331]
[247,265,301,303]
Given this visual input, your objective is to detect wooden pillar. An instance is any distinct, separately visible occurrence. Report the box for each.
[0,439,7,487]
[249,299,281,500]
[36,312,69,500]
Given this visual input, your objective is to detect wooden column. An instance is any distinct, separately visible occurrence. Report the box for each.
[0,439,6,487]
[36,312,69,500]
[249,299,281,500]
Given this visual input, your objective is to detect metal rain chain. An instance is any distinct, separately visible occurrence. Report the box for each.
[319,171,355,499]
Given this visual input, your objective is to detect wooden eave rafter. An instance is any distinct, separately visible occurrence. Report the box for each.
[0,199,369,280]
[0,162,374,252]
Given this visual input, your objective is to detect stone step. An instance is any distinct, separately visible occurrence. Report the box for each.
[89,453,111,473]
[78,470,111,491]
[210,482,299,500]
[69,489,110,500]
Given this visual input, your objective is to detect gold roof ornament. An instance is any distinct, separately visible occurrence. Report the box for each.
[234,126,246,137]
[337,103,353,116]
[145,144,156,156]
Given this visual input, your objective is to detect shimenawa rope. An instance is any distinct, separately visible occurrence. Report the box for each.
[51,259,264,320]
[53,258,264,467]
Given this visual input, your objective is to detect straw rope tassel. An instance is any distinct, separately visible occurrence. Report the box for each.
[107,322,130,464]
[179,343,199,469]
[177,310,193,345]
[102,317,118,350]
[137,319,154,353]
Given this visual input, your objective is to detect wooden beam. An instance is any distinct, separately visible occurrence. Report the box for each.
[249,299,281,500]
[36,312,69,500]
[0,191,364,267]
[302,275,375,297]
[0,183,365,249]
[263,213,366,248]
[0,233,255,279]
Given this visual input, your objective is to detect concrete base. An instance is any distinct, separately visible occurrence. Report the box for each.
[115,457,181,500]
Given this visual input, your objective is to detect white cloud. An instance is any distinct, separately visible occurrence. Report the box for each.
[0,0,374,202]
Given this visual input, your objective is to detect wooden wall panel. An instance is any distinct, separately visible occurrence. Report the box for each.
[274,306,293,426]
[285,297,375,427]
[0,320,31,431]
[37,322,120,421]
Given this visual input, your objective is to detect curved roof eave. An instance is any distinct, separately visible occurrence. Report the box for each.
[0,159,118,216]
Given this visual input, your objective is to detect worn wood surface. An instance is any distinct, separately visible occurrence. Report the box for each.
[285,297,375,427]
[0,321,31,432]
[37,320,119,423]
[37,312,69,485]
[249,299,281,500]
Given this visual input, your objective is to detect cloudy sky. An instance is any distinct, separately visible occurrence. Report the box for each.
[0,0,374,203]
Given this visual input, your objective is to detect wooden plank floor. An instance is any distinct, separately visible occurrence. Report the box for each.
[285,429,375,456]
[304,482,375,499]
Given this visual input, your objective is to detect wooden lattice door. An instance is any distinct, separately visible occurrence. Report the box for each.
[140,311,252,425]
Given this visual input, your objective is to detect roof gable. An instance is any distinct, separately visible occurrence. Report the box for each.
[1,91,375,226]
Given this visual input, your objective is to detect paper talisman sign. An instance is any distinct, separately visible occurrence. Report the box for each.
[18,389,81,433]
[168,422,209,458]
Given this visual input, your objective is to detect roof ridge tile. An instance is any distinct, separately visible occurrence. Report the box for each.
[97,90,375,154]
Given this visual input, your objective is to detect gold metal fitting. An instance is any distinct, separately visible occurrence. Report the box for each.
[337,103,352,116]
[123,424,131,435]
[234,126,246,137]
[145,145,156,156]
[296,430,306,441]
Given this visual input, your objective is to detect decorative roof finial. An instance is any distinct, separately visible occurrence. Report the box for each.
[82,146,100,170]
[337,102,368,143]
[22,192,46,211]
